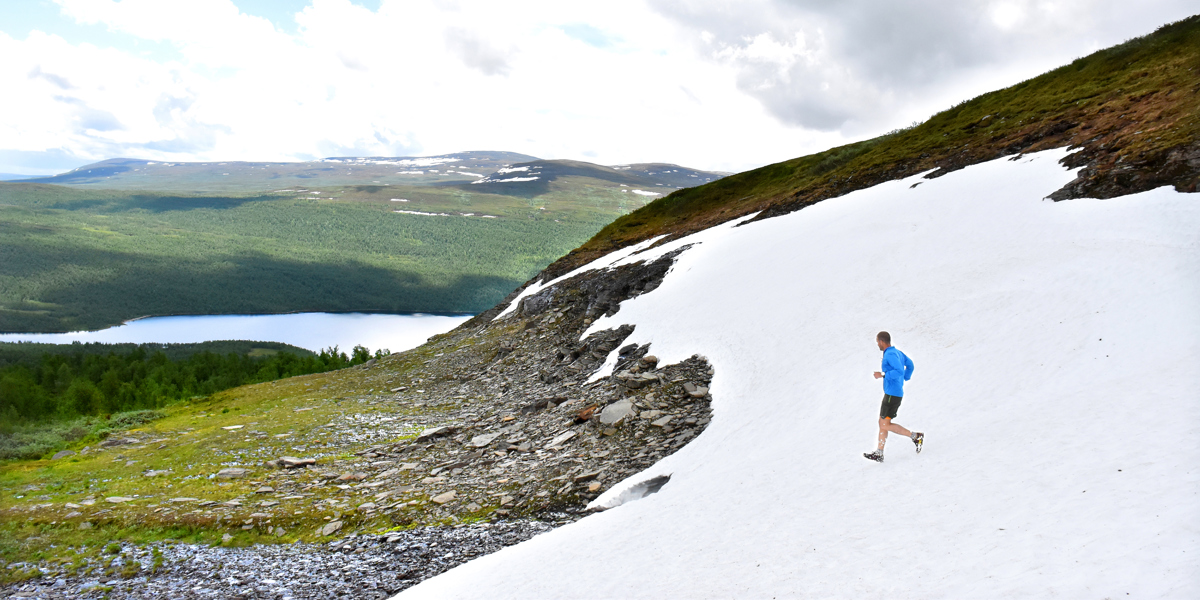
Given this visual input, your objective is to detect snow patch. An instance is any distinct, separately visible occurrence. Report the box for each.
[398,149,1200,599]
[471,176,540,184]
[393,210,450,217]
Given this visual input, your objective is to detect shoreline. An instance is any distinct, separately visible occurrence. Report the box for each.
[0,311,477,338]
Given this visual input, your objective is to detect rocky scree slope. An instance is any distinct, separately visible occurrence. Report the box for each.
[1,250,717,597]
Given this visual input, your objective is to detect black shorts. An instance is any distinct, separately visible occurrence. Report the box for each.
[880,394,903,419]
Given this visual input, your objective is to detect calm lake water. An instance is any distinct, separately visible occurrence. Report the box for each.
[0,312,473,354]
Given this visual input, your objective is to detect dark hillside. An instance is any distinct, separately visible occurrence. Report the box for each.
[460,159,726,197]
[545,15,1200,278]
[614,163,729,187]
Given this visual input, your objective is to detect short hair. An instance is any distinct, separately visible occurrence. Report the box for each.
[876,331,891,344]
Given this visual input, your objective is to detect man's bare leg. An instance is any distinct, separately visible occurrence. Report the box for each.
[877,417,912,451]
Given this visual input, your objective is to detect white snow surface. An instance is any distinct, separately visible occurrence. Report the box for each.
[471,176,540,184]
[398,149,1200,599]
[393,210,450,216]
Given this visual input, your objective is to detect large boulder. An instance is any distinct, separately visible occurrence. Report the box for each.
[599,400,635,426]
[216,468,248,479]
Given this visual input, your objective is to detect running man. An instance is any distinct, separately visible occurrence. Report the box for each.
[864,331,923,462]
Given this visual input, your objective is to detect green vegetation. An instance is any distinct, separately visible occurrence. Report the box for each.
[564,16,1200,269]
[0,340,384,459]
[0,176,650,332]
[0,341,442,579]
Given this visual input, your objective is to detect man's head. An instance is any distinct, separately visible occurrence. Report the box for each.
[876,331,891,351]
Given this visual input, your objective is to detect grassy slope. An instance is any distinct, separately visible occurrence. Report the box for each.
[547,16,1200,277]
[0,325,510,582]
[0,176,651,332]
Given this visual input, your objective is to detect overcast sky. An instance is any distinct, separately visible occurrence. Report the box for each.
[1,0,1194,175]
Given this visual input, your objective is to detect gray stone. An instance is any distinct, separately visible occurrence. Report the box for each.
[79,522,93,530]
[632,377,654,389]
[431,491,456,504]
[64,511,83,518]
[221,533,233,543]
[278,456,316,468]
[416,426,455,442]
[599,400,634,425]
[573,471,602,483]
[651,416,674,428]
[689,386,710,398]
[99,437,138,448]
[105,496,135,503]
[216,468,249,479]
[357,502,376,512]
[320,521,343,536]
[469,433,501,448]
[546,430,577,448]
[51,450,76,460]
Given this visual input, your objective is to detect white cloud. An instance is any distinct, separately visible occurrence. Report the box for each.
[0,0,1194,175]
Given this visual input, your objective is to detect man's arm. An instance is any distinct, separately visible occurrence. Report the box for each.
[903,355,915,381]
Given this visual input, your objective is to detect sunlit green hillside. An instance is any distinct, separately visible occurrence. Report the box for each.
[0,176,652,332]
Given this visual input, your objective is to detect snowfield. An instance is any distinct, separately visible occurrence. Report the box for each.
[397,149,1199,599]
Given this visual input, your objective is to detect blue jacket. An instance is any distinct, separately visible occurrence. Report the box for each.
[881,346,914,397]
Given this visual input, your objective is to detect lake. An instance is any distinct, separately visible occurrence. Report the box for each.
[0,312,473,354]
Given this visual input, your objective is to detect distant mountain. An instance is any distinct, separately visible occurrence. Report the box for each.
[465,159,726,197]
[21,152,728,196]
[0,173,35,181]
[20,151,541,192]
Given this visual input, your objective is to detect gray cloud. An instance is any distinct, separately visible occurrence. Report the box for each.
[76,107,124,132]
[444,27,511,76]
[52,95,125,133]
[650,0,1199,132]
[153,93,197,125]
[137,120,232,154]
[316,130,423,159]
[27,66,75,90]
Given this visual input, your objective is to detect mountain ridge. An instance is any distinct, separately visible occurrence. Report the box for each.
[20,153,727,195]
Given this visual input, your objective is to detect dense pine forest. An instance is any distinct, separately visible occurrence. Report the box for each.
[0,341,385,460]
